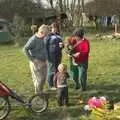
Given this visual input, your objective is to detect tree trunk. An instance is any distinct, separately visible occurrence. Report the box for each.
[81,0,84,27]
[59,0,63,32]
[49,0,53,8]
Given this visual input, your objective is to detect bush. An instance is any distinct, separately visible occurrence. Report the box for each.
[9,15,32,46]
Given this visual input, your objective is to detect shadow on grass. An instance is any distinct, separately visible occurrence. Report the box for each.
[7,106,84,120]
[85,83,120,103]
[68,81,120,104]
[6,82,120,120]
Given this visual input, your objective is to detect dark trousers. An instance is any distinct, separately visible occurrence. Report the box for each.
[72,61,88,90]
[57,87,68,106]
[47,61,60,88]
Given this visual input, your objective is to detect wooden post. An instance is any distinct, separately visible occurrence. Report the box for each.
[115,24,117,34]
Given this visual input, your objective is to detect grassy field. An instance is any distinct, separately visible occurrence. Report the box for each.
[0,36,120,120]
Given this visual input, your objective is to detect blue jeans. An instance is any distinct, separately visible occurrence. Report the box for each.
[47,61,60,88]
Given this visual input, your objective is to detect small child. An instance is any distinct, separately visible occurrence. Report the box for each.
[54,63,69,106]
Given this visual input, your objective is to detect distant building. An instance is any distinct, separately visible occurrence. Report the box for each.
[0,19,10,42]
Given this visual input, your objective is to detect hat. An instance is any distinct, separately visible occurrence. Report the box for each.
[72,28,84,38]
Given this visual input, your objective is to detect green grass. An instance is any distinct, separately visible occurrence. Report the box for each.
[0,37,120,120]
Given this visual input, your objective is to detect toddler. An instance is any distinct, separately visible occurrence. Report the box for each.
[54,63,69,106]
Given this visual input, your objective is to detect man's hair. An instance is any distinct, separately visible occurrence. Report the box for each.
[72,28,84,38]
[38,24,50,34]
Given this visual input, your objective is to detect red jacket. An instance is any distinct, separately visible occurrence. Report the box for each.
[73,38,90,64]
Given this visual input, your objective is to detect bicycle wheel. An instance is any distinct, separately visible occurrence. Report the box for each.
[0,97,10,120]
[28,93,48,113]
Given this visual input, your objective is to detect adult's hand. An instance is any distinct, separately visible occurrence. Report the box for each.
[59,42,64,48]
[73,52,80,57]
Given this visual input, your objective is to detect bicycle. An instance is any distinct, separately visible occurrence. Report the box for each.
[0,81,48,120]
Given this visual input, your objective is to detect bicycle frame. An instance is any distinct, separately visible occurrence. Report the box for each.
[0,81,11,97]
[0,81,25,103]
[0,81,48,120]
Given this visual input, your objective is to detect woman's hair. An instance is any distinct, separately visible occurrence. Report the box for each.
[51,22,60,34]
[51,22,58,28]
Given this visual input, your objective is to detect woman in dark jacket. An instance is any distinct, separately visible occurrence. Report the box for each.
[45,23,64,89]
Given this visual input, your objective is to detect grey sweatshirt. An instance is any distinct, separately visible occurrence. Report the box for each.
[23,35,47,61]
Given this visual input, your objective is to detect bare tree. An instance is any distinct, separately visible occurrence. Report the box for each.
[81,0,85,27]
[85,0,120,16]
[85,0,120,32]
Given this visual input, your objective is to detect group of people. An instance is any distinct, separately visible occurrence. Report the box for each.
[23,23,90,106]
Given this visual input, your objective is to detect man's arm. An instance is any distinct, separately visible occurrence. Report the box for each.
[23,36,35,61]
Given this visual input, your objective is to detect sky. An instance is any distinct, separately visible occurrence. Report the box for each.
[41,0,94,8]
